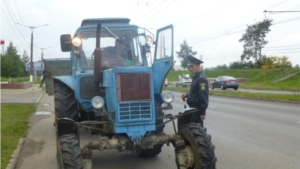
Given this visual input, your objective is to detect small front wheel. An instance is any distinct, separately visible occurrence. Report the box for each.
[57,133,83,169]
[175,123,217,169]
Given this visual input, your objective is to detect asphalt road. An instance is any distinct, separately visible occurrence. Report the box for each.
[1,85,44,104]
[13,91,300,169]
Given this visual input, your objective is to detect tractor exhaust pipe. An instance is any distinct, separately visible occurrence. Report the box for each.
[94,23,102,96]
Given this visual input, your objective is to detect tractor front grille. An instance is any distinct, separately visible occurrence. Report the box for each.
[80,76,94,99]
[119,102,152,121]
[116,73,151,102]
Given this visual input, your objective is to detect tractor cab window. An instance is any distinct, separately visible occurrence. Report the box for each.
[79,30,143,69]
[155,28,172,60]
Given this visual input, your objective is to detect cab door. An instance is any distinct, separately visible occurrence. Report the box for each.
[152,25,173,103]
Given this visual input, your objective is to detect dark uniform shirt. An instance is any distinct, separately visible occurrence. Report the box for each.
[186,71,209,115]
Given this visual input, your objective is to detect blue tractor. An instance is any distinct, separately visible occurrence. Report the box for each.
[43,18,216,169]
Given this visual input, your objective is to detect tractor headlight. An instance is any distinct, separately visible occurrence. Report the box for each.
[91,96,105,109]
[72,37,81,47]
[146,35,153,45]
[162,91,174,104]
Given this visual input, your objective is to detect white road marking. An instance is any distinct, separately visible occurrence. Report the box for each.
[36,93,45,103]
[35,111,52,115]
[43,103,50,106]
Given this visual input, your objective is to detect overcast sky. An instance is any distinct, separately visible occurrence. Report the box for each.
[1,0,299,68]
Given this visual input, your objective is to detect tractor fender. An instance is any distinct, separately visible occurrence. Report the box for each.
[56,118,77,138]
[177,108,197,130]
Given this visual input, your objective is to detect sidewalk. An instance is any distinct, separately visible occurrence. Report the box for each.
[14,93,57,169]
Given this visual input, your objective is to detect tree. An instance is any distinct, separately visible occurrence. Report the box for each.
[176,40,197,69]
[21,50,29,63]
[229,60,244,69]
[1,42,24,78]
[239,19,272,68]
[215,64,228,70]
[262,55,292,69]
[21,50,30,76]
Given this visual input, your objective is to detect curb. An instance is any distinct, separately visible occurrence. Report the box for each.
[210,93,300,104]
[6,138,25,169]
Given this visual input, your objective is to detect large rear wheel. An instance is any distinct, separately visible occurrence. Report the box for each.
[54,80,78,120]
[176,123,217,169]
[54,80,81,167]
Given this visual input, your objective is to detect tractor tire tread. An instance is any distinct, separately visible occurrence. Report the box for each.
[58,133,83,169]
[178,123,217,169]
[54,80,78,121]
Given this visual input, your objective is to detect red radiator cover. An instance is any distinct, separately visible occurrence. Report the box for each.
[117,73,151,102]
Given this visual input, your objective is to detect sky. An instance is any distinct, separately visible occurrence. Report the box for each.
[1,0,300,69]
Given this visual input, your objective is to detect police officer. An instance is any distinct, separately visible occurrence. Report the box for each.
[181,55,209,127]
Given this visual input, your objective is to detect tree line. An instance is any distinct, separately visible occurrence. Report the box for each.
[176,19,298,70]
[1,42,30,78]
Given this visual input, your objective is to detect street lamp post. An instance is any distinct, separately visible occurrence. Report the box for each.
[16,23,48,82]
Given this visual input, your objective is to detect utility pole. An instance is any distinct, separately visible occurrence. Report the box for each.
[16,23,48,82]
[37,47,51,72]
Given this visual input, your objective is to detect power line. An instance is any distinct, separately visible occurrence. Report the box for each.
[204,51,242,57]
[187,16,300,45]
[13,0,25,24]
[138,0,177,24]
[286,4,300,10]
[205,56,240,60]
[266,0,290,10]
[3,0,30,38]
[130,5,149,22]
[17,0,34,26]
[263,47,300,51]
[133,0,167,23]
[23,0,36,25]
[264,10,300,13]
[265,44,300,48]
[201,45,300,59]
[173,1,236,28]
[265,50,300,54]
[273,16,300,24]
[189,30,244,45]
[0,5,28,48]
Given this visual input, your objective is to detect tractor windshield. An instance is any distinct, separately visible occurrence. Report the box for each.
[79,29,144,68]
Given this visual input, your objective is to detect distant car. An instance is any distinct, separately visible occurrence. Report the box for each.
[210,76,239,90]
[176,78,192,87]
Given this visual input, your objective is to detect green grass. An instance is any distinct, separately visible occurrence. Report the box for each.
[1,104,36,169]
[168,68,300,91]
[164,87,300,102]
[0,76,42,84]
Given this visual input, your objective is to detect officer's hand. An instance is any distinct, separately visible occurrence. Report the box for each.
[200,115,206,121]
[181,93,187,101]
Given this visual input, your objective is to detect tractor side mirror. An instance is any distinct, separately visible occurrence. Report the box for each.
[60,34,72,52]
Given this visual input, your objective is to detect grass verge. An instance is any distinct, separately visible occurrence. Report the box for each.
[1,104,36,169]
[164,87,300,102]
